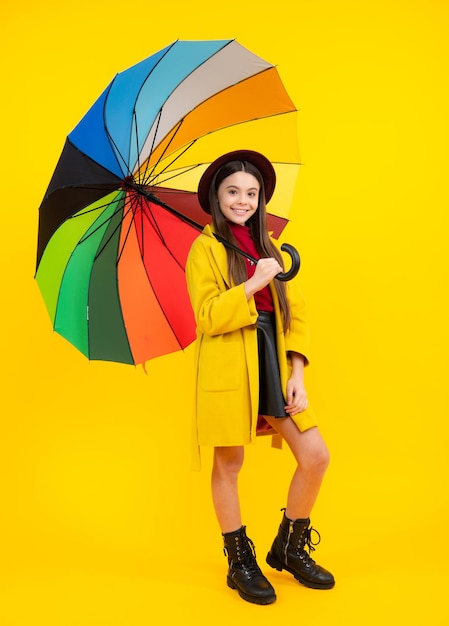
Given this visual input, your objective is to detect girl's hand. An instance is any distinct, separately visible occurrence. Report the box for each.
[244,258,283,299]
[285,353,308,416]
[284,376,308,416]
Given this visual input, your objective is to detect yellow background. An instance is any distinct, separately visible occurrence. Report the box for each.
[1,0,448,624]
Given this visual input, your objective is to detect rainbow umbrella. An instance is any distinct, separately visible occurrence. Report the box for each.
[35,39,301,366]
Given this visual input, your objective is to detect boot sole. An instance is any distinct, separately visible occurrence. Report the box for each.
[227,577,277,605]
[266,552,335,590]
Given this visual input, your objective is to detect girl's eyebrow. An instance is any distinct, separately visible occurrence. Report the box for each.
[225,185,259,191]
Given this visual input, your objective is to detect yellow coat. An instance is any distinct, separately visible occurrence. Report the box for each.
[185,225,317,469]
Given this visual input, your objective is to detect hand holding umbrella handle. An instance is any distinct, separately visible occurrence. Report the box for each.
[276,243,301,281]
[212,232,300,282]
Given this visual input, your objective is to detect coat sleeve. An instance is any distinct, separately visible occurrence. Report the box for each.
[284,277,311,364]
[186,236,258,336]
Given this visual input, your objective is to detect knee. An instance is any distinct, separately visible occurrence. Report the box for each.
[213,446,244,480]
[301,441,330,477]
[316,443,330,473]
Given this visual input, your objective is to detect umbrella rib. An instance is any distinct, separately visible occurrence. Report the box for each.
[68,194,122,219]
[139,199,188,272]
[140,116,190,186]
[78,204,124,242]
[144,139,199,187]
[144,268,187,352]
[77,194,132,253]
[138,108,163,184]
[129,41,180,181]
[92,199,136,262]
[133,109,143,179]
[145,162,201,188]
[139,245,189,352]
[104,126,133,177]
[140,201,177,264]
[116,201,138,265]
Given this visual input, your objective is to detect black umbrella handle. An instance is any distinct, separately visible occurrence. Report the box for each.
[276,243,301,281]
[213,233,300,282]
[141,188,301,281]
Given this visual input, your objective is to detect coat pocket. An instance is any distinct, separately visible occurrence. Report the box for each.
[199,339,243,392]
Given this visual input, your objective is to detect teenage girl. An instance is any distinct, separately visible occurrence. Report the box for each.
[185,150,334,605]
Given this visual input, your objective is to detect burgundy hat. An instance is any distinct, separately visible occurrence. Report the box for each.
[197,149,276,214]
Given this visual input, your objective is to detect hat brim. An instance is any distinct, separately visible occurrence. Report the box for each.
[197,150,276,214]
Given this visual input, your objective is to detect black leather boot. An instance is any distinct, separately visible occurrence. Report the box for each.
[266,512,335,589]
[223,526,276,605]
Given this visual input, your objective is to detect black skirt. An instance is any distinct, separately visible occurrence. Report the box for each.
[257,311,289,418]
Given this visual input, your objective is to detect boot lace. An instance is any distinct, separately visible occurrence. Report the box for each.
[224,534,262,579]
[295,525,321,567]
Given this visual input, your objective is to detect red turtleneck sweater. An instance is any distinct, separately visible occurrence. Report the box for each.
[228,222,274,312]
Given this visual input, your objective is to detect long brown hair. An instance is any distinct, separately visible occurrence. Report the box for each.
[208,160,291,330]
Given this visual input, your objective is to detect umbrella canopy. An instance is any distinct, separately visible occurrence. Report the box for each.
[35,39,301,366]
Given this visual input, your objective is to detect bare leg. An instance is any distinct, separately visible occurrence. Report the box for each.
[211,446,245,533]
[263,418,329,519]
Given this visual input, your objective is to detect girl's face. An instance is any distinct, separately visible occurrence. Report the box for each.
[216,171,260,225]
